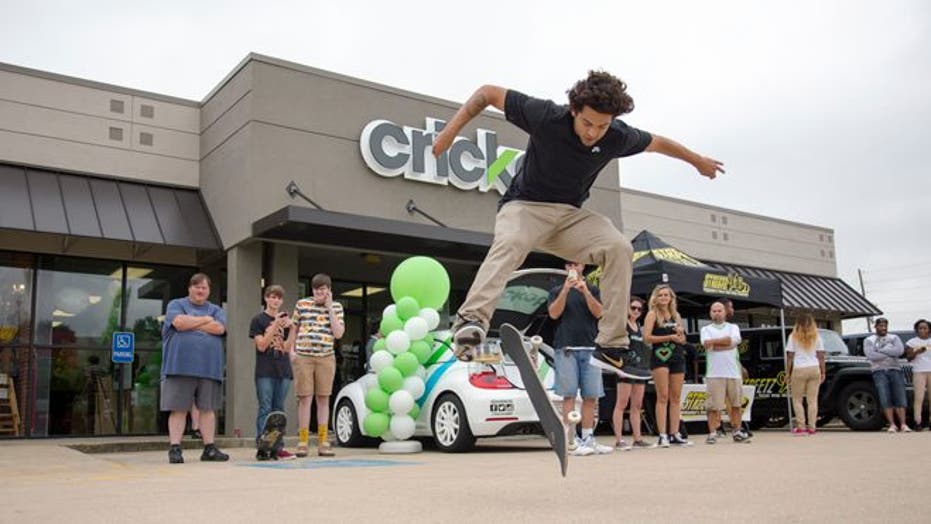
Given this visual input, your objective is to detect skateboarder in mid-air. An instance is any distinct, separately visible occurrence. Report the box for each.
[433,71,724,372]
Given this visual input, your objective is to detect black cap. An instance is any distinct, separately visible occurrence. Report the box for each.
[874,317,888,325]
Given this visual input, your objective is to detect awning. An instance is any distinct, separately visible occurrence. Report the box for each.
[0,164,220,250]
[253,205,560,266]
[706,261,882,319]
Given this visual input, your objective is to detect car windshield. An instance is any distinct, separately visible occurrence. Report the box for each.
[819,329,849,355]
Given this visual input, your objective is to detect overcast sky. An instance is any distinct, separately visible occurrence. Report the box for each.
[2,0,929,332]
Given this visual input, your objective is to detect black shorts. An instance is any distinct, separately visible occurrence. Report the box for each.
[650,344,686,374]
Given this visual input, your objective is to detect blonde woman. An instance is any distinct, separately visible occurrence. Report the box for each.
[905,319,931,431]
[643,285,691,447]
[785,312,825,435]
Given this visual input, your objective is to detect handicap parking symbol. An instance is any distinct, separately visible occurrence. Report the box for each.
[112,331,135,363]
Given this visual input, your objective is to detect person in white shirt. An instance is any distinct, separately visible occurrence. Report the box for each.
[700,301,749,443]
[785,312,826,435]
[905,319,931,431]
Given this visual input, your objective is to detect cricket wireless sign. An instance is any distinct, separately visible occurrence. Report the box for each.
[360,118,524,195]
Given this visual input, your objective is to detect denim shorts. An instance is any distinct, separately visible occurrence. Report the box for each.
[554,348,604,399]
[872,369,907,409]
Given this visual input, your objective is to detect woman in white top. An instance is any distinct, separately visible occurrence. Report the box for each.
[905,319,931,430]
[785,312,825,435]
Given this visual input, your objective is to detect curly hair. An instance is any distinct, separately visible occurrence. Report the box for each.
[567,70,634,116]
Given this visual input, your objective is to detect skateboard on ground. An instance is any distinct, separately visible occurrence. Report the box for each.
[256,411,287,461]
[498,323,568,477]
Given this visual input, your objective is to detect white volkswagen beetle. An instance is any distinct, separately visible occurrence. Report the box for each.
[333,269,570,452]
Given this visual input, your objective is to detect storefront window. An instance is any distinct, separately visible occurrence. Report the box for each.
[0,252,33,437]
[125,265,191,350]
[34,257,122,348]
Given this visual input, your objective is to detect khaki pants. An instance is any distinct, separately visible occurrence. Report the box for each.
[458,201,633,347]
[790,366,821,430]
[914,371,931,422]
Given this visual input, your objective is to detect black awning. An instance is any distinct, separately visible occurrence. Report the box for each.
[706,261,882,319]
[0,164,220,250]
[253,205,561,266]
[629,230,784,314]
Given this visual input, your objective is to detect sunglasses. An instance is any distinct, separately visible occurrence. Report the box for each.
[630,305,642,311]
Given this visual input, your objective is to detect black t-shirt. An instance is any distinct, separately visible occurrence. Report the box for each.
[249,312,294,380]
[547,283,602,348]
[501,90,653,208]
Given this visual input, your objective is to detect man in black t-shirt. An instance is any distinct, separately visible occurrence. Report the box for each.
[249,284,297,460]
[434,71,724,371]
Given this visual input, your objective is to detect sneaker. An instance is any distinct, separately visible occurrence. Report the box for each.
[168,445,183,464]
[670,433,693,446]
[732,430,751,443]
[318,442,335,457]
[190,429,203,440]
[453,321,485,361]
[296,443,309,457]
[615,439,629,450]
[705,434,717,445]
[886,425,898,433]
[200,444,229,462]
[581,435,613,455]
[900,425,912,433]
[715,428,727,438]
[792,427,808,436]
[277,448,296,460]
[807,428,817,436]
[657,434,670,448]
[630,439,657,449]
[591,345,651,380]
[570,437,594,456]
[255,449,274,461]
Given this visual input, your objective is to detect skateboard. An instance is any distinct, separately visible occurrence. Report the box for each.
[256,411,287,461]
[498,323,568,477]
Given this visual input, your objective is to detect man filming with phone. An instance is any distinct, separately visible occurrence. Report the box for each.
[249,284,297,460]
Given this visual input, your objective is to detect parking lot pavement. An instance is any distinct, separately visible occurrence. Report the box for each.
[2,429,929,523]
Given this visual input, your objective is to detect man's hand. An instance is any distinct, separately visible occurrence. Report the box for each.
[324,290,333,309]
[694,156,725,179]
[572,279,588,294]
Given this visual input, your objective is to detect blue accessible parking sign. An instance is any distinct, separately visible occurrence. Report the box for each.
[111,332,135,364]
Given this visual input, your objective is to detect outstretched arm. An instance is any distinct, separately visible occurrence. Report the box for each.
[645,134,725,179]
[433,85,508,157]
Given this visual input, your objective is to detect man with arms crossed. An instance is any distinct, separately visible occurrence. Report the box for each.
[700,301,750,443]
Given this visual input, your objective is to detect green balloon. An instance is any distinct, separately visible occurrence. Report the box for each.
[409,404,421,419]
[364,387,390,413]
[363,412,390,437]
[393,352,419,377]
[373,338,387,352]
[377,366,404,393]
[421,333,435,347]
[390,256,450,310]
[395,296,420,321]
[409,340,431,365]
[380,313,403,336]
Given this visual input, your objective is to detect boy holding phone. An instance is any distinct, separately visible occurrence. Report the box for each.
[249,284,297,460]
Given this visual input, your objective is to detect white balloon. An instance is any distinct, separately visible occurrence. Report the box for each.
[385,331,411,355]
[402,376,426,401]
[389,414,416,440]
[383,304,397,319]
[359,373,378,390]
[418,308,440,331]
[404,317,429,341]
[389,390,415,416]
[380,430,397,442]
[415,366,427,379]
[369,350,394,373]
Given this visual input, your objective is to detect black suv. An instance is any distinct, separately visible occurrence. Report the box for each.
[689,327,913,431]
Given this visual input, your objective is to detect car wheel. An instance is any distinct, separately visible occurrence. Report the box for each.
[335,399,364,447]
[431,393,475,453]
[837,382,884,431]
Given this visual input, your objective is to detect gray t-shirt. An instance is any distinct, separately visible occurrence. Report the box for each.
[863,334,904,371]
[161,297,227,381]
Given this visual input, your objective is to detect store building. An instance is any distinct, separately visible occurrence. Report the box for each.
[0,54,878,438]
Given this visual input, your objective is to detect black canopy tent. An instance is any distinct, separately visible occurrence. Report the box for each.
[629,230,784,316]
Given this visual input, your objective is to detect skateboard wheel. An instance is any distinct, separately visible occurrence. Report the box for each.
[567,411,582,424]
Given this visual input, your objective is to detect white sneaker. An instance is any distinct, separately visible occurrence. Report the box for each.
[582,436,613,455]
[887,425,898,433]
[658,434,670,448]
[900,425,912,433]
[570,437,594,456]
